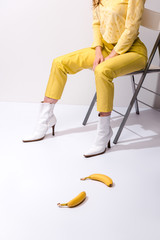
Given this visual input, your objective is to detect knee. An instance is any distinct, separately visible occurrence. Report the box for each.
[52,56,68,70]
[52,57,62,66]
[94,64,114,80]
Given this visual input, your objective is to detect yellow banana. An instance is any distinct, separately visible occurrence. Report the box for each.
[57,191,86,208]
[80,173,113,187]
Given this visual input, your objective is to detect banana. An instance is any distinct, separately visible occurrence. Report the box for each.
[57,191,86,208]
[80,173,113,187]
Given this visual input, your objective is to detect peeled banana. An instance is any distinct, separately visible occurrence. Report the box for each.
[80,173,113,187]
[57,191,86,208]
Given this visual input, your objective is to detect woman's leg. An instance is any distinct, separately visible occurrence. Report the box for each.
[43,47,98,103]
[43,96,58,104]
[84,51,147,157]
[94,52,147,113]
[22,46,104,143]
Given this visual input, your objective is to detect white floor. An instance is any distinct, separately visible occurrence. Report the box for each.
[0,102,160,240]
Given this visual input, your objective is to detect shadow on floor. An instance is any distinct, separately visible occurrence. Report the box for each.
[45,108,160,152]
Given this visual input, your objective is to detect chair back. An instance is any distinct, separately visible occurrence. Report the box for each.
[141,8,160,31]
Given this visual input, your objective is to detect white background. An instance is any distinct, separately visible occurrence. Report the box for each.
[0,0,160,107]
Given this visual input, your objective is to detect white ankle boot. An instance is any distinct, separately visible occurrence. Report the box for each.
[83,114,113,158]
[22,101,57,142]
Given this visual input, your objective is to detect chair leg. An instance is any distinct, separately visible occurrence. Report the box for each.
[113,73,146,144]
[82,92,97,125]
[131,75,140,114]
[113,32,160,144]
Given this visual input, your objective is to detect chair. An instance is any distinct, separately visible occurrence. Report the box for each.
[82,8,160,144]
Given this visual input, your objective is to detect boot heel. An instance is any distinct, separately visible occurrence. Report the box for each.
[52,125,55,136]
[108,140,111,148]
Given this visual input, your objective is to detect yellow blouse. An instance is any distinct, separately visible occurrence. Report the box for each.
[91,0,146,54]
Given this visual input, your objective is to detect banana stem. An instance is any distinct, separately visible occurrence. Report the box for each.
[57,203,68,207]
[80,177,88,180]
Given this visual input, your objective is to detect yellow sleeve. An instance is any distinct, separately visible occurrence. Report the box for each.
[91,7,103,49]
[114,0,145,55]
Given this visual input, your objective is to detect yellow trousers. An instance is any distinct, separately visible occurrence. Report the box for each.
[45,37,148,112]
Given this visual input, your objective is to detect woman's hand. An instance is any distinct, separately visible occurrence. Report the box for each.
[104,48,119,61]
[92,46,104,71]
[92,47,119,71]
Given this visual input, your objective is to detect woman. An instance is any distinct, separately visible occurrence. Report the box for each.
[22,0,148,158]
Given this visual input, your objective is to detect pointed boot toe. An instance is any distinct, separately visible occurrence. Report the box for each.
[83,145,106,158]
